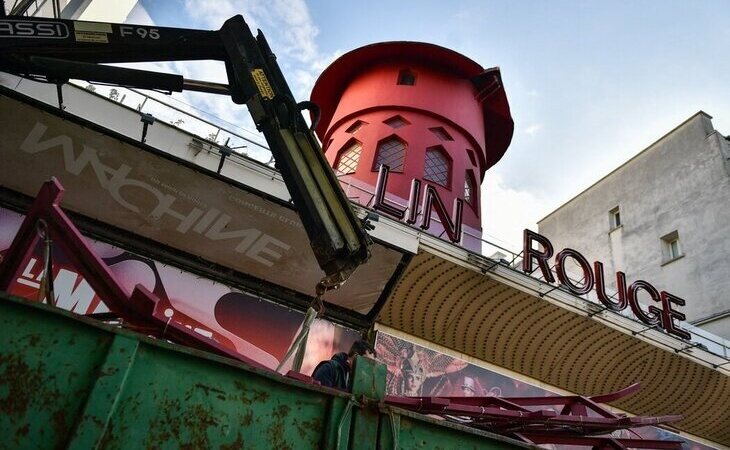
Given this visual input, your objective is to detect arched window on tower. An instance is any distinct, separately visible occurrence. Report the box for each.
[423,146,451,187]
[464,170,477,207]
[373,136,406,172]
[334,140,362,175]
[397,69,416,86]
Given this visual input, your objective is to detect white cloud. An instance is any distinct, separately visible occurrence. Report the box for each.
[480,171,552,253]
[185,0,319,65]
[523,123,543,136]
[111,1,338,158]
[168,1,336,103]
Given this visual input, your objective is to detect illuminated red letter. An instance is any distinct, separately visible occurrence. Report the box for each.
[594,262,628,311]
[373,165,406,219]
[406,179,421,225]
[628,280,662,326]
[420,184,463,243]
[660,291,691,340]
[554,249,594,295]
[522,229,555,283]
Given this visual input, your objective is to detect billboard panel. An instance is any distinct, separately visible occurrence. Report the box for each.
[0,94,404,314]
[0,206,359,371]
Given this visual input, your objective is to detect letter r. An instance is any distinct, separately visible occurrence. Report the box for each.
[522,229,555,283]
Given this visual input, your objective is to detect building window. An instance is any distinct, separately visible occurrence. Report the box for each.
[661,231,683,263]
[345,120,367,134]
[335,140,362,175]
[423,146,451,187]
[609,206,621,230]
[384,115,409,129]
[429,127,453,141]
[669,239,680,259]
[397,69,416,86]
[464,170,477,206]
[465,149,477,166]
[373,136,406,172]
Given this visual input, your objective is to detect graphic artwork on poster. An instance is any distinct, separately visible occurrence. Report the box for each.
[0,206,358,372]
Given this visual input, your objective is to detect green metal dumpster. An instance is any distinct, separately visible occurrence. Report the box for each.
[0,293,528,449]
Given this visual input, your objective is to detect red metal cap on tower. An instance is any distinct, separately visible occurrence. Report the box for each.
[311,41,514,176]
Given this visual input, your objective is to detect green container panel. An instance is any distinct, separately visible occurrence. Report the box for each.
[0,293,529,450]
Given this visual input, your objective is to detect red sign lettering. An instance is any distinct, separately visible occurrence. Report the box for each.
[373,165,463,243]
[522,230,690,340]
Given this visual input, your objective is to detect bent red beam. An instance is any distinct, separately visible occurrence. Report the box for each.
[0,178,269,371]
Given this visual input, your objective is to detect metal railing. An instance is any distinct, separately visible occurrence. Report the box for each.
[73,82,275,166]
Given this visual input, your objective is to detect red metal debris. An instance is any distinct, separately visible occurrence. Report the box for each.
[385,382,683,449]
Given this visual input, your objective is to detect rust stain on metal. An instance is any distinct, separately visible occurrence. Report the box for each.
[52,409,67,442]
[146,399,184,447]
[0,353,44,417]
[241,410,253,426]
[266,404,292,450]
[146,399,221,450]
[219,432,245,450]
[99,366,120,376]
[294,417,322,440]
[15,423,30,439]
[27,335,40,347]
[234,382,271,406]
[254,390,269,402]
[97,417,117,450]
[195,382,227,398]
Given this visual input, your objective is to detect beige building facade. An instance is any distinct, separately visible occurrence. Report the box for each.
[539,112,730,341]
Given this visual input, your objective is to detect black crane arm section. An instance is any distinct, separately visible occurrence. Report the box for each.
[0,14,372,290]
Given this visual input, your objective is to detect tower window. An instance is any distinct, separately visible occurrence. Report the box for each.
[345,120,367,134]
[609,206,621,230]
[397,69,416,86]
[464,171,477,206]
[335,140,362,175]
[384,115,409,129]
[429,127,454,141]
[374,136,406,172]
[423,146,451,187]
[465,149,477,166]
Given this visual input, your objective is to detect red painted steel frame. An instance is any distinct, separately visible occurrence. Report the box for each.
[0,178,268,370]
[385,382,683,449]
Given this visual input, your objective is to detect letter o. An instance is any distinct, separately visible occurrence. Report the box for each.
[554,248,594,295]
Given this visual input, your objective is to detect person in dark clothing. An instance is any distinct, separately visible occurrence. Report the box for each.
[312,340,376,390]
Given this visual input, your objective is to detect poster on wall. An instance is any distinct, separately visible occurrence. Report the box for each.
[0,206,359,372]
[374,331,712,449]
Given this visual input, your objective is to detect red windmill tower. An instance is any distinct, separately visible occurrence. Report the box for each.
[311,42,514,251]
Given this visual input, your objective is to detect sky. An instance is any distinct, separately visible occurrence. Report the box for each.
[119,0,730,252]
